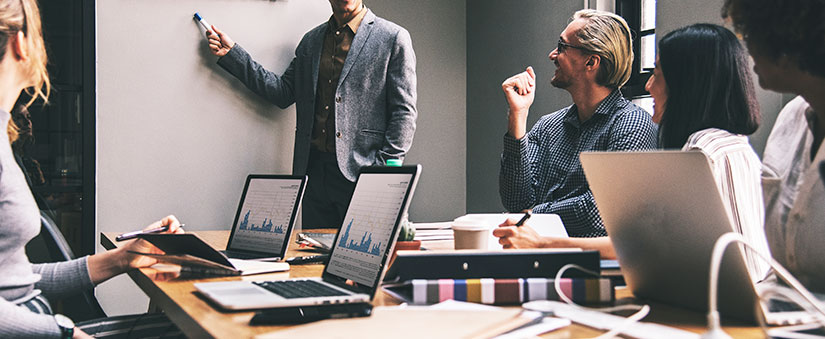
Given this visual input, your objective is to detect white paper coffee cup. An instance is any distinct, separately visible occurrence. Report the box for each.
[452,215,501,250]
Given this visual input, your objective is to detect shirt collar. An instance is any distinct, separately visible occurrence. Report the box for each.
[328,5,368,34]
[564,89,624,125]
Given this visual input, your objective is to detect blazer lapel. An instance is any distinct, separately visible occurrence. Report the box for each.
[338,9,375,87]
[309,27,325,101]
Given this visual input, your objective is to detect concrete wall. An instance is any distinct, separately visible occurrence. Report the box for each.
[95,0,467,315]
[96,0,329,316]
[368,0,467,222]
[466,0,583,212]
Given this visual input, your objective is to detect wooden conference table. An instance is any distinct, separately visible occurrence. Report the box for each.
[101,230,764,338]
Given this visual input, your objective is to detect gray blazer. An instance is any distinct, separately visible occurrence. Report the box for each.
[218,9,417,181]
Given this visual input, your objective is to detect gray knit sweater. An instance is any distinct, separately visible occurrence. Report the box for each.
[0,109,94,337]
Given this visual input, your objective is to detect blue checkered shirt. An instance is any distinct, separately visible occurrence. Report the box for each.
[499,90,658,237]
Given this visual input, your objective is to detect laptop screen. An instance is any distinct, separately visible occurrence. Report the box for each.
[323,165,420,295]
[226,175,307,257]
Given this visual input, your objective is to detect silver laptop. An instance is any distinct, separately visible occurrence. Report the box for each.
[220,174,307,261]
[581,151,819,325]
[195,165,422,310]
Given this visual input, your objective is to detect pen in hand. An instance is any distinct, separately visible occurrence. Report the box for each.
[116,224,185,242]
[514,211,532,227]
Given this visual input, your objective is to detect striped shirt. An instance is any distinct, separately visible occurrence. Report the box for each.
[499,90,658,237]
[762,96,825,292]
[683,128,770,282]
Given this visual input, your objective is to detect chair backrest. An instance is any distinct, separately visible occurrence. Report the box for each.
[25,212,107,321]
[38,213,75,261]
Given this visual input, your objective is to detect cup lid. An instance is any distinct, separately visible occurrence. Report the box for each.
[451,214,504,230]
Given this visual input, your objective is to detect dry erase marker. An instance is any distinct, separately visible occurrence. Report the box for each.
[193,12,213,34]
[514,211,532,227]
[116,224,185,242]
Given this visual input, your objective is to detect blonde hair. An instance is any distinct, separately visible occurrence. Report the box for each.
[572,9,633,89]
[1,0,50,143]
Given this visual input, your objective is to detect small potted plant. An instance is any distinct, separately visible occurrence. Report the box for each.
[391,215,420,265]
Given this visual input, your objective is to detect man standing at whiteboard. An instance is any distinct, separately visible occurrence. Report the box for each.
[206,0,417,229]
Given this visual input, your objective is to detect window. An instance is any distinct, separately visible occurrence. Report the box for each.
[616,0,656,108]
[17,0,96,256]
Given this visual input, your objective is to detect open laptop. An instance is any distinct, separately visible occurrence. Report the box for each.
[220,174,307,261]
[195,165,422,310]
[581,151,817,325]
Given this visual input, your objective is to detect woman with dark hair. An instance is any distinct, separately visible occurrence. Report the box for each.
[651,24,759,149]
[646,23,769,282]
[495,24,771,282]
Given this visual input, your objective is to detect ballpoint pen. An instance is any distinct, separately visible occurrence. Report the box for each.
[116,224,185,242]
[514,211,532,227]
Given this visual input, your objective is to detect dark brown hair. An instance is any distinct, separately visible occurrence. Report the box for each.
[722,0,825,78]
[657,24,760,149]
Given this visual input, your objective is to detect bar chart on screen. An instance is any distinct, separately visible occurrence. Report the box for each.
[231,179,301,253]
[326,173,412,286]
[338,219,383,255]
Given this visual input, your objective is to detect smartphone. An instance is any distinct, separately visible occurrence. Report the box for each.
[249,303,373,325]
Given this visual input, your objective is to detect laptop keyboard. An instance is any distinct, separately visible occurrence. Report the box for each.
[253,280,349,299]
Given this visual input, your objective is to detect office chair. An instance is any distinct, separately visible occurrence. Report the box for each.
[25,212,107,322]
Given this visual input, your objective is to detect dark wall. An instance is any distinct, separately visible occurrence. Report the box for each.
[466,0,582,212]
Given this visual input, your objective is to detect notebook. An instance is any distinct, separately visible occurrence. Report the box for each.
[221,174,307,261]
[581,151,819,325]
[195,165,422,310]
[135,233,289,276]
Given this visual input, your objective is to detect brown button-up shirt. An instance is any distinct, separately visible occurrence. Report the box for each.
[311,6,367,153]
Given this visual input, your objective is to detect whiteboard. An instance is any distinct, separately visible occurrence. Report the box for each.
[97,0,331,231]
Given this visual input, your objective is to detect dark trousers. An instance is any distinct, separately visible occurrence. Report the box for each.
[302,150,356,229]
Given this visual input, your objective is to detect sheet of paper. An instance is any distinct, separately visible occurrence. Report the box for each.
[412,221,453,230]
[495,317,571,339]
[256,307,524,339]
[414,229,454,241]
[228,259,289,275]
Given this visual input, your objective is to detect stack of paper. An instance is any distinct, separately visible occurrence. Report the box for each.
[413,222,454,241]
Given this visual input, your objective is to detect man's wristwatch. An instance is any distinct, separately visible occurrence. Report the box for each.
[54,314,74,339]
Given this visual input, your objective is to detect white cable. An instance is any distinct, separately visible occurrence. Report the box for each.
[553,264,597,305]
[550,263,649,339]
[707,233,825,338]
[592,305,650,339]
[553,264,644,313]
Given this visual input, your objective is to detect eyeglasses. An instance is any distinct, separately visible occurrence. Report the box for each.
[557,39,591,54]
